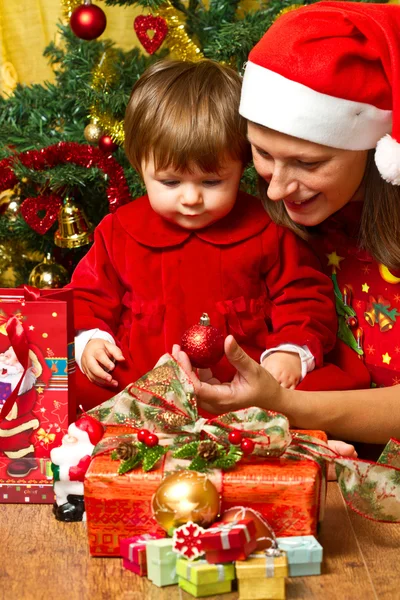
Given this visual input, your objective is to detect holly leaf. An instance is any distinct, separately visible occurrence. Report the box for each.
[111,450,119,461]
[213,445,243,469]
[188,456,208,472]
[118,454,142,474]
[142,445,168,472]
[172,441,199,459]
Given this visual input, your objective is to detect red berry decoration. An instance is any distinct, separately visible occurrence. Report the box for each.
[181,313,224,369]
[98,135,118,153]
[145,433,159,447]
[70,1,107,41]
[241,438,255,455]
[138,428,149,443]
[228,430,242,445]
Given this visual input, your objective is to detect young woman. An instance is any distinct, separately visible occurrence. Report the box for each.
[182,2,400,444]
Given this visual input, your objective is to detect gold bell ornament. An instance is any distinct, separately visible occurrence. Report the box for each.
[54,197,92,249]
[28,253,70,289]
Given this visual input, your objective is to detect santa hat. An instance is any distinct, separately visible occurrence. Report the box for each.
[68,414,104,446]
[240,2,400,184]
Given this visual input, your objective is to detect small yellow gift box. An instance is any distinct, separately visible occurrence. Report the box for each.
[236,550,288,600]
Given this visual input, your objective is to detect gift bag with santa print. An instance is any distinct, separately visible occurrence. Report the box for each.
[0,286,75,503]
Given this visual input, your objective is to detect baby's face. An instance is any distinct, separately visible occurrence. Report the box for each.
[141,157,243,230]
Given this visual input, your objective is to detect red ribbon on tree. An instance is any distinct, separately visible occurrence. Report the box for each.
[0,142,131,214]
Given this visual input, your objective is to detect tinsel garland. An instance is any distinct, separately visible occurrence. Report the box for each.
[155,1,203,62]
[85,0,203,144]
[61,0,81,20]
[0,142,131,213]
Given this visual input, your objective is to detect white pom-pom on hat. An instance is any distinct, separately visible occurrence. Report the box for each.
[375,135,400,186]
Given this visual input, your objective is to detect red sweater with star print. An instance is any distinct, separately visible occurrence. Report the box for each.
[309,201,400,388]
[70,192,341,409]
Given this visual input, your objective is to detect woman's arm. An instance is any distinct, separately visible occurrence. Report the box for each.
[193,336,400,444]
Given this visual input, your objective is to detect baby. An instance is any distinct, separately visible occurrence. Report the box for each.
[69,59,337,411]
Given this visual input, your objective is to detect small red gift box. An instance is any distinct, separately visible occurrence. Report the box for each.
[120,533,163,576]
[201,518,256,552]
[205,538,258,564]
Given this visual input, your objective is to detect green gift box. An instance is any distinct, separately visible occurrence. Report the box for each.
[176,557,235,585]
[146,538,178,587]
[179,577,232,597]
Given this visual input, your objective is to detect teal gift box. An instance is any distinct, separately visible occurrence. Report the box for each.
[276,536,323,577]
[146,538,178,587]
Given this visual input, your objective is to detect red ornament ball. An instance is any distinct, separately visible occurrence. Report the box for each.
[228,430,242,445]
[70,3,107,41]
[145,433,159,447]
[98,135,118,153]
[137,428,149,443]
[240,438,255,455]
[181,313,224,369]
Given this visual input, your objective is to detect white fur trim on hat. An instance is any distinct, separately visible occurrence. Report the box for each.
[239,61,392,151]
[375,134,400,185]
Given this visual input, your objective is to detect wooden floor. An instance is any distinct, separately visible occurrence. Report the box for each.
[2,482,399,600]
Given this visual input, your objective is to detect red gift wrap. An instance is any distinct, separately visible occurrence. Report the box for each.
[0,287,75,503]
[201,518,256,551]
[205,538,258,564]
[85,427,327,557]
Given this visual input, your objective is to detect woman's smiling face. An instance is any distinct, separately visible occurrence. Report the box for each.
[247,122,368,226]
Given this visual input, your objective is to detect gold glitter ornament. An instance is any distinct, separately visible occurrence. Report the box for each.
[273,4,303,23]
[152,470,220,533]
[3,186,22,222]
[84,122,103,144]
[0,242,13,273]
[28,253,70,289]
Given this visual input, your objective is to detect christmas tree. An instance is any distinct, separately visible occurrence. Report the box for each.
[0,0,378,288]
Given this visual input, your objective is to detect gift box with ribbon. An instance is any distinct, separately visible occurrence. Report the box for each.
[201,518,257,563]
[276,535,323,577]
[176,557,235,586]
[85,356,328,556]
[236,549,288,600]
[120,533,163,576]
[85,354,400,557]
[178,577,232,598]
[0,286,74,503]
[145,538,178,587]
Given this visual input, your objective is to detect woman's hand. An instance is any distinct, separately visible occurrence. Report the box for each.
[175,336,282,414]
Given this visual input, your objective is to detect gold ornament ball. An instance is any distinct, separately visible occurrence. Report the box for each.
[0,242,13,272]
[152,470,220,534]
[84,122,103,144]
[28,254,70,289]
[2,186,22,222]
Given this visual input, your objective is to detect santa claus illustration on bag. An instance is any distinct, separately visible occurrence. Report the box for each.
[0,341,52,478]
[51,414,104,521]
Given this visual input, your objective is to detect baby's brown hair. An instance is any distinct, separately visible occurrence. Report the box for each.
[124,59,250,175]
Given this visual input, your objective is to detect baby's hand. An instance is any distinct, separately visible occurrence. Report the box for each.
[261,351,301,389]
[81,339,125,388]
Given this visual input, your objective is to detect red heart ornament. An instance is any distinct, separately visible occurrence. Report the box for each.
[21,195,62,235]
[134,15,168,55]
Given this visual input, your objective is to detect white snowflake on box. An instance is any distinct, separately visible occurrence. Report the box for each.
[172,521,206,559]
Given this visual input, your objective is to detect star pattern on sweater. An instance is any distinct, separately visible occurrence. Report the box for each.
[382,352,392,365]
[362,283,370,293]
[326,251,345,271]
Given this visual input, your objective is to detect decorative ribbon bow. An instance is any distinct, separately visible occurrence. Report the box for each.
[89,354,400,524]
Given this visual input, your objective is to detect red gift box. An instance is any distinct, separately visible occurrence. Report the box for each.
[85,426,327,556]
[120,533,163,576]
[205,538,258,564]
[0,287,75,503]
[201,518,256,552]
